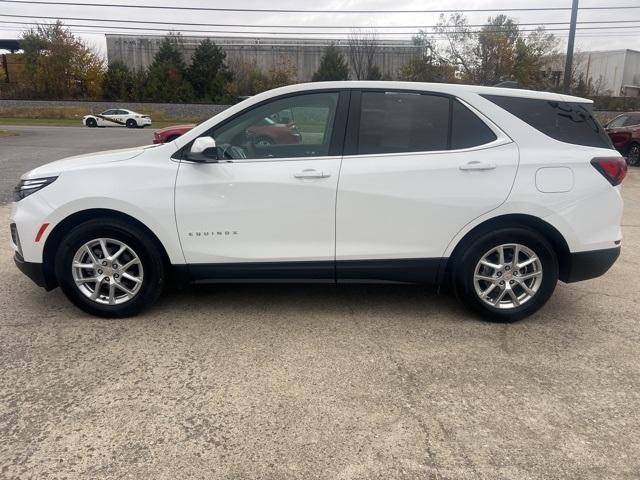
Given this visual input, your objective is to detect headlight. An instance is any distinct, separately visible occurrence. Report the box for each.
[13,177,58,201]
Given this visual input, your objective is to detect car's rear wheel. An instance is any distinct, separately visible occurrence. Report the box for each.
[453,228,558,322]
[86,118,97,128]
[627,143,640,166]
[126,119,137,128]
[54,218,165,318]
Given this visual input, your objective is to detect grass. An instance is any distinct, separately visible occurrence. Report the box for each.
[0,117,185,128]
[0,106,205,128]
[0,129,18,137]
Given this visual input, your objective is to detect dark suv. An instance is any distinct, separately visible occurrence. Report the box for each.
[605,112,640,166]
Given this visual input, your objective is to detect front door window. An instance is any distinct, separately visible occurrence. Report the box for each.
[212,92,339,160]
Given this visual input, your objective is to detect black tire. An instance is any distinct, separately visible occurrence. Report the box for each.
[126,119,137,129]
[54,218,165,318]
[86,118,97,128]
[452,227,559,322]
[626,143,640,167]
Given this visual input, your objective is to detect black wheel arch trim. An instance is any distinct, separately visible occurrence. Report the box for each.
[442,213,572,284]
[41,208,172,289]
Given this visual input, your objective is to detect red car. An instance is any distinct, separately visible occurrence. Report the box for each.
[153,124,195,144]
[152,117,301,146]
[605,112,640,166]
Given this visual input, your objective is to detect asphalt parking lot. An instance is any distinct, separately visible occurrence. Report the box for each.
[1,126,639,479]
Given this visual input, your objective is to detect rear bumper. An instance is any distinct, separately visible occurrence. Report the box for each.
[14,253,56,290]
[561,247,621,283]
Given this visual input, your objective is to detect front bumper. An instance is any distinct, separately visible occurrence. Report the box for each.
[14,253,57,290]
[561,247,621,283]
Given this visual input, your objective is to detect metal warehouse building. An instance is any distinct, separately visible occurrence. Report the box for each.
[105,34,421,81]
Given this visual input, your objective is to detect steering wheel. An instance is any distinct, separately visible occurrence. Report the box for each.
[217,143,247,160]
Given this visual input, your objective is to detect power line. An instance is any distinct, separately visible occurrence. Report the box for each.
[3,13,640,30]
[1,0,640,14]
[0,23,637,40]
[4,19,640,35]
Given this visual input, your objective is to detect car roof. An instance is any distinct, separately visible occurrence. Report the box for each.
[251,81,593,104]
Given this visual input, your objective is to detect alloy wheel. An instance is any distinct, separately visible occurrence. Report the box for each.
[71,238,144,305]
[473,243,543,309]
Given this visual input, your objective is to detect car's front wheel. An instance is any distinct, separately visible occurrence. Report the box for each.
[86,118,97,128]
[453,228,559,322]
[54,218,165,318]
[126,119,137,128]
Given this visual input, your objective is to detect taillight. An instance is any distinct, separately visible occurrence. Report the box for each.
[590,157,627,186]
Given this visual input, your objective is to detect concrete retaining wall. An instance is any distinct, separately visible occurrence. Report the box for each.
[0,99,620,124]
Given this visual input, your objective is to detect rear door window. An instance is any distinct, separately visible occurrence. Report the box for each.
[356,92,498,155]
[482,94,612,148]
[357,92,450,154]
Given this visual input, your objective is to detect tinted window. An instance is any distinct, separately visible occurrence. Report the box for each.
[101,110,116,116]
[607,115,628,128]
[451,100,497,149]
[358,92,449,154]
[212,92,338,160]
[483,94,612,149]
[623,115,640,127]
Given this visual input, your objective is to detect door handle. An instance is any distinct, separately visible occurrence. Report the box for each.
[459,161,497,171]
[294,169,331,179]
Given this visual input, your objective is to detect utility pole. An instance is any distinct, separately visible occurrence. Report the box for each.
[563,0,579,94]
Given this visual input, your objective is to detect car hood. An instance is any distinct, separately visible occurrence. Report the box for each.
[22,145,152,179]
[155,124,196,134]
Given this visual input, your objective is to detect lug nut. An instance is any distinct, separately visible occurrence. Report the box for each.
[510,280,514,284]
[112,264,118,269]
[102,261,107,266]
[105,277,110,282]
[114,273,119,279]
[505,266,511,271]
[497,272,502,277]
[499,281,505,285]
[97,269,103,274]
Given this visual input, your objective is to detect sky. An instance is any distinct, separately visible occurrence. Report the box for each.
[1,0,639,58]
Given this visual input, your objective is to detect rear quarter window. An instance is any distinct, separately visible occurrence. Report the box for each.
[482,94,612,149]
[451,100,497,149]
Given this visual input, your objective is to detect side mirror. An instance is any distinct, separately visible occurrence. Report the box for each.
[184,136,218,162]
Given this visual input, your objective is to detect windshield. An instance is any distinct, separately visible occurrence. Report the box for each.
[608,114,640,128]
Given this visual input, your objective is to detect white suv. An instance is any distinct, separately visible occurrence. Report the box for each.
[10,81,626,321]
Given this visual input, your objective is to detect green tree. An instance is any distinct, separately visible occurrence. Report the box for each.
[366,64,382,80]
[144,35,193,102]
[130,68,148,102]
[513,28,560,89]
[187,38,230,100]
[398,31,455,83]
[102,61,133,101]
[434,13,478,82]
[475,15,519,85]
[398,58,456,83]
[312,44,349,81]
[20,21,104,99]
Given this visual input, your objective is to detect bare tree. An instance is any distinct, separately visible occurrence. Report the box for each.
[347,28,380,80]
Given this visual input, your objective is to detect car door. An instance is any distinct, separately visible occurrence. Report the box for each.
[335,89,518,284]
[114,110,129,125]
[174,90,349,281]
[98,109,116,127]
